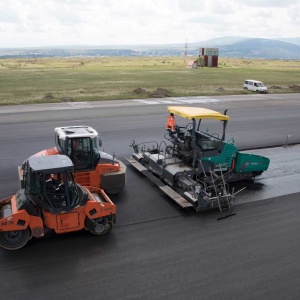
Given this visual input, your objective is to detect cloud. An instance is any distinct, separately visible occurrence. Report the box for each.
[242,0,298,8]
[0,1,23,23]
[0,0,299,47]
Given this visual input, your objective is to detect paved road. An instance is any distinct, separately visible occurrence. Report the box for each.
[0,93,300,299]
[2,194,300,300]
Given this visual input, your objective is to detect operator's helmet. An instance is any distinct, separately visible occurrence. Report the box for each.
[50,173,60,182]
[72,139,81,149]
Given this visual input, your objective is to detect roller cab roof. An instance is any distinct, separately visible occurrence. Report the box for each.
[28,155,74,173]
[167,106,230,121]
[54,126,98,140]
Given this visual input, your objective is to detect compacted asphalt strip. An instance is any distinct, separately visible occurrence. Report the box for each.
[0,93,299,299]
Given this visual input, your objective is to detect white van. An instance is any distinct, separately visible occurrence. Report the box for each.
[243,80,268,93]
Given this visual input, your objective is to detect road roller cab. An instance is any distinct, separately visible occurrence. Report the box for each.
[0,155,116,250]
[20,125,126,195]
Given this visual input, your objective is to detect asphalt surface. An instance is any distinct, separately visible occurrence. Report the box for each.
[0,93,300,299]
[2,194,300,300]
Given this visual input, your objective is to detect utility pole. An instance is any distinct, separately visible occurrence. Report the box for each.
[184,38,188,64]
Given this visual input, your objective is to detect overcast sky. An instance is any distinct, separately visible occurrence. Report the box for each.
[1,0,299,48]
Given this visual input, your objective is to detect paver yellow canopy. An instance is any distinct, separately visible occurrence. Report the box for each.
[167,106,230,121]
[128,106,270,218]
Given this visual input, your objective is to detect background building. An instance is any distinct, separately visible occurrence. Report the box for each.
[200,47,219,67]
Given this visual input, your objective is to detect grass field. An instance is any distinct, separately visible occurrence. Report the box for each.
[0,57,299,105]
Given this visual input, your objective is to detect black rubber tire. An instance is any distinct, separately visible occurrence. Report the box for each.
[105,188,123,195]
[0,228,30,250]
[85,214,116,235]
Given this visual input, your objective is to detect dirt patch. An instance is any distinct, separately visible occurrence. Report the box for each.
[133,87,149,95]
[270,85,282,89]
[289,84,300,91]
[43,93,54,100]
[215,87,225,92]
[150,88,171,98]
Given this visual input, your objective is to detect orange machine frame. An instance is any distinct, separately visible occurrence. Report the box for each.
[0,187,116,237]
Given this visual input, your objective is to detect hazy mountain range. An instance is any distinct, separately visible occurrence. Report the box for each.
[1,37,299,59]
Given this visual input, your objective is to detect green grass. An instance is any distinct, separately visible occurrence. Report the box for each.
[0,57,299,105]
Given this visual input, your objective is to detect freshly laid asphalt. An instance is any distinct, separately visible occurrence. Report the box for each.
[0,93,300,299]
[1,193,300,300]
